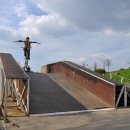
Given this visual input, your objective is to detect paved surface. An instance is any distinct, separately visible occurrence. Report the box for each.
[27,72,111,115]
[0,120,5,130]
[4,108,130,130]
[0,53,29,79]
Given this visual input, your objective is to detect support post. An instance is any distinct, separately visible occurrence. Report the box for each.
[121,77,123,83]
[116,86,125,107]
[27,79,30,115]
[4,79,8,123]
[124,86,127,107]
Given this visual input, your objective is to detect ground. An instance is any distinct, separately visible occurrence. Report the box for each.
[4,108,130,130]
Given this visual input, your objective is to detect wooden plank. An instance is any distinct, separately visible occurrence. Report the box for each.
[0,53,29,79]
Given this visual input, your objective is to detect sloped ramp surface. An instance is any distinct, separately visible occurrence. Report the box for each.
[28,72,87,114]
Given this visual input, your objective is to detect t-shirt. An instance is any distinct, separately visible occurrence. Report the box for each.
[24,41,31,48]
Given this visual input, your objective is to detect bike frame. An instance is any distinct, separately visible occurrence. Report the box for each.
[24,48,30,69]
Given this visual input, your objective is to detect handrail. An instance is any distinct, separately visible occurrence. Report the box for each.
[109,73,130,83]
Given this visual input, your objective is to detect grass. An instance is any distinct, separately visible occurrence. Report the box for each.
[104,68,130,84]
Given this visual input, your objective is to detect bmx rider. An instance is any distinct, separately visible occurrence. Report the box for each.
[14,37,41,60]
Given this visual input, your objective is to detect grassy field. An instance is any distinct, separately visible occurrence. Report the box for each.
[104,68,130,84]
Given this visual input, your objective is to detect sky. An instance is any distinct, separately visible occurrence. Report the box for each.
[0,0,130,72]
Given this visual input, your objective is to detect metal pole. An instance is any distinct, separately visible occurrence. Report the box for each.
[124,86,127,107]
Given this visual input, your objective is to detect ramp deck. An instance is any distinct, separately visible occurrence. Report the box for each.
[28,72,112,115]
[0,53,28,79]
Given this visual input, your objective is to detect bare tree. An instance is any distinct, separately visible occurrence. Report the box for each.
[127,61,130,65]
[93,62,98,71]
[104,58,112,72]
[103,60,106,70]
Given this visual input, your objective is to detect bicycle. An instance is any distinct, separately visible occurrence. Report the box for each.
[21,47,31,71]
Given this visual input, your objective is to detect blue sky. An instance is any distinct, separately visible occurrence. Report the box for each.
[0,0,130,72]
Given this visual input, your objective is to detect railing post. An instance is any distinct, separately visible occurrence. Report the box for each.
[110,73,112,79]
[121,77,123,83]
[124,86,127,107]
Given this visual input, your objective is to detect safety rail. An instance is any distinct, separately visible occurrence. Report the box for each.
[109,73,130,84]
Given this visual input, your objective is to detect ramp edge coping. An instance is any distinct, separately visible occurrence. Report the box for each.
[30,108,115,117]
[63,61,115,86]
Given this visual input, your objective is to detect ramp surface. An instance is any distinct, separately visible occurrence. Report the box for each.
[28,72,87,114]
[28,72,111,114]
[0,53,28,79]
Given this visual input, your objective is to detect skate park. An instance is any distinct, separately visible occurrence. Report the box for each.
[0,52,130,129]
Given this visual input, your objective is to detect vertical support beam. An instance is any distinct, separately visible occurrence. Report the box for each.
[16,79,20,106]
[114,85,116,107]
[0,86,5,107]
[12,88,15,102]
[4,79,8,123]
[116,86,125,107]
[27,79,30,115]
[124,86,127,107]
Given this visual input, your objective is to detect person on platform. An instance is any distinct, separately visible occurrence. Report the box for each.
[14,37,41,60]
[86,64,89,69]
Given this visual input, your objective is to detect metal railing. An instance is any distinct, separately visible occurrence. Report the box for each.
[108,73,130,84]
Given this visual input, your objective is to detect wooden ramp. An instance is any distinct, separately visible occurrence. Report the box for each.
[28,72,112,115]
[0,53,28,79]
[0,53,30,121]
[0,53,112,118]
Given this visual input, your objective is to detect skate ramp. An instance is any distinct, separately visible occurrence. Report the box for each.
[27,72,111,115]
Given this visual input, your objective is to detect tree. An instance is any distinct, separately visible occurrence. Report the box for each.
[94,69,106,74]
[93,62,98,71]
[127,61,130,66]
[82,63,86,67]
[103,60,106,70]
[104,58,112,72]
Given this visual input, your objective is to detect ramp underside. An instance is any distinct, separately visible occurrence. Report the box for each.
[28,72,112,114]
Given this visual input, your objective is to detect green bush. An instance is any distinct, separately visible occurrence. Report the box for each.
[94,69,106,74]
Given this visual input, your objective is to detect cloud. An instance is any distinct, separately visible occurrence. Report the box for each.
[0,0,130,72]
[33,0,130,32]
[14,3,28,18]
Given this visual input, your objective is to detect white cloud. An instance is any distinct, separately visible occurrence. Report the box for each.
[0,0,130,71]
[14,3,28,18]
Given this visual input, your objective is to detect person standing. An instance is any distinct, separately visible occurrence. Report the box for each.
[14,37,41,59]
[86,64,89,69]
